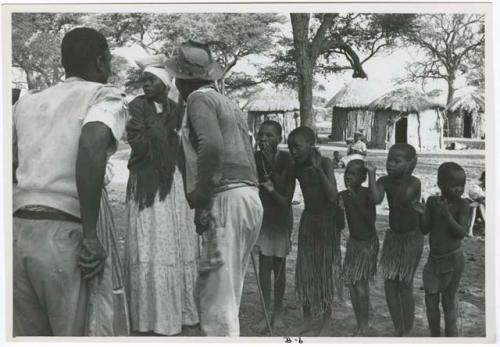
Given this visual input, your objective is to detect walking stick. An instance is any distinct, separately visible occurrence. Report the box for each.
[250,251,273,336]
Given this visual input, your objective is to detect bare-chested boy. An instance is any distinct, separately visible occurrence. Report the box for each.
[339,159,379,336]
[413,162,469,337]
[254,120,295,332]
[366,143,424,337]
[287,126,342,335]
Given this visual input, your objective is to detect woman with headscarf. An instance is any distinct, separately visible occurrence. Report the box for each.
[124,62,200,336]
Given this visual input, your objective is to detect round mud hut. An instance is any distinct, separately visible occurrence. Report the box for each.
[325,79,386,144]
[447,86,485,139]
[368,87,445,151]
[243,90,300,143]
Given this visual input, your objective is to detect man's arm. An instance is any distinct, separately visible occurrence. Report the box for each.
[187,94,224,209]
[76,122,112,279]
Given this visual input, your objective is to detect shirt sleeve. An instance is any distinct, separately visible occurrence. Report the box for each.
[187,92,224,201]
[83,86,129,144]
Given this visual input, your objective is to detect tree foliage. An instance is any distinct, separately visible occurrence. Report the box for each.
[12,13,82,89]
[89,13,286,93]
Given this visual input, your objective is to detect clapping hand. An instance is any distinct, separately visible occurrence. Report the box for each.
[365,161,377,174]
[412,198,426,215]
[435,197,451,219]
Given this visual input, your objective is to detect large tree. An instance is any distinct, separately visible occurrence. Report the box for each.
[402,14,484,137]
[264,13,415,127]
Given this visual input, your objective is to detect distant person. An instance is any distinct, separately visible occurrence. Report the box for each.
[349,130,367,158]
[287,126,342,335]
[467,170,485,236]
[125,62,200,336]
[333,150,344,169]
[365,144,424,337]
[165,40,263,336]
[339,160,379,336]
[13,27,129,336]
[253,120,295,332]
[413,162,469,337]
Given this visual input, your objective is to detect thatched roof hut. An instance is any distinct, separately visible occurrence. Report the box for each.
[368,87,445,151]
[243,90,300,143]
[446,86,485,139]
[325,79,386,143]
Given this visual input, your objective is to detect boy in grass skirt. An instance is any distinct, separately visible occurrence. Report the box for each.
[287,127,342,336]
[339,159,379,336]
[366,144,424,337]
[414,162,469,337]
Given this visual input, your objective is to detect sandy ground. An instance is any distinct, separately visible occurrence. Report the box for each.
[107,143,485,338]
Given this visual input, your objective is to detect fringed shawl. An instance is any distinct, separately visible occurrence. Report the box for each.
[126,95,184,210]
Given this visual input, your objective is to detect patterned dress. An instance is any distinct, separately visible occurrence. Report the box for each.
[125,95,199,336]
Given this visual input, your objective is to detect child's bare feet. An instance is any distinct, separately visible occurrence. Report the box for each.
[356,325,369,336]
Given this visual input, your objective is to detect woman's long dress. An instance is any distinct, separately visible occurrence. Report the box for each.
[125,96,199,336]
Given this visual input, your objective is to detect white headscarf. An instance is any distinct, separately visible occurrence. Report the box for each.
[142,66,179,102]
[143,66,174,90]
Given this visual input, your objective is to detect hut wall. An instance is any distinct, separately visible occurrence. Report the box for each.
[474,112,485,139]
[331,108,348,141]
[407,109,443,152]
[350,109,374,142]
[372,110,394,149]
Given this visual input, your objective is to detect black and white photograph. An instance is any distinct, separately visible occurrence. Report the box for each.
[2,1,495,343]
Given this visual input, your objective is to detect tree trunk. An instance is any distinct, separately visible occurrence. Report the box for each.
[291,14,314,129]
[445,74,462,137]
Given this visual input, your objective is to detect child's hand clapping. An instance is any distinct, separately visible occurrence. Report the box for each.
[365,161,377,174]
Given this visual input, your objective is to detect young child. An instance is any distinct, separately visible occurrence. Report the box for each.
[287,126,342,335]
[413,162,469,337]
[339,159,379,336]
[365,143,424,337]
[333,151,344,169]
[254,120,295,331]
[351,131,368,158]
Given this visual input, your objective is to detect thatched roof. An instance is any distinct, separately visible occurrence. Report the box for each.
[368,87,444,113]
[325,79,386,109]
[447,86,485,113]
[243,90,299,113]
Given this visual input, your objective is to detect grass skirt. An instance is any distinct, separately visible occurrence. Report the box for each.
[295,210,342,315]
[379,228,424,283]
[342,236,379,285]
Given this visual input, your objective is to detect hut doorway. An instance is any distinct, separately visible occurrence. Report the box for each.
[395,117,408,144]
[463,114,472,138]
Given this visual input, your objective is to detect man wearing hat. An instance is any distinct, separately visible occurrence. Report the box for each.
[165,40,263,336]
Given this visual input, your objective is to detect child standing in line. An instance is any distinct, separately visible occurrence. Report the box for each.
[287,126,342,335]
[365,143,424,337]
[413,162,469,337]
[254,120,296,332]
[339,159,379,336]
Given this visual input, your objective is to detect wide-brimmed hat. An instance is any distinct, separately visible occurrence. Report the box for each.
[164,40,223,81]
